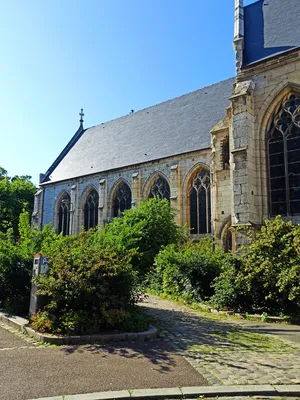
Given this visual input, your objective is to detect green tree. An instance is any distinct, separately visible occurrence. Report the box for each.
[0,167,36,236]
[98,197,184,278]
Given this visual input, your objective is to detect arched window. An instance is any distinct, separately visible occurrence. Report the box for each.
[268,94,300,216]
[84,190,99,230]
[148,176,170,201]
[113,182,132,217]
[58,193,70,236]
[189,169,211,234]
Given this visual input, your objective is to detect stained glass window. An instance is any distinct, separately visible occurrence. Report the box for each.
[58,193,70,236]
[84,190,99,230]
[268,95,300,216]
[113,182,132,217]
[189,170,211,234]
[148,177,170,201]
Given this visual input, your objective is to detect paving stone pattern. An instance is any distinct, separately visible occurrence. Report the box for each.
[141,295,300,386]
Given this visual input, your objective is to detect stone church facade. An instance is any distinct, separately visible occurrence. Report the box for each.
[33,0,300,251]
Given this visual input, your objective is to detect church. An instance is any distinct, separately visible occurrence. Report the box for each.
[32,0,300,251]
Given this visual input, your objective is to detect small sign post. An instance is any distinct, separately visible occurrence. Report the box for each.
[28,254,48,317]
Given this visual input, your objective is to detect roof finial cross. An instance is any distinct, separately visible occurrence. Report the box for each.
[79,108,84,123]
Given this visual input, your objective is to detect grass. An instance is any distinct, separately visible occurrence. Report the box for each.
[147,291,300,355]
[147,290,244,322]
[147,290,294,324]
[187,328,300,354]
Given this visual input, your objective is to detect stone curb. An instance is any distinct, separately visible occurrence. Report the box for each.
[0,311,157,345]
[26,384,300,400]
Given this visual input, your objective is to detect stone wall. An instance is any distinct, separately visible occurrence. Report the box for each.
[39,149,212,236]
[211,114,232,249]
[231,49,300,249]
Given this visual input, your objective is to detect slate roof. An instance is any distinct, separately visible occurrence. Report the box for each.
[43,78,234,184]
[243,0,300,66]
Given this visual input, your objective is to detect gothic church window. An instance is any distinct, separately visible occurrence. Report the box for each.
[268,95,300,216]
[113,182,132,217]
[148,176,170,201]
[58,193,70,236]
[84,190,99,230]
[189,169,211,234]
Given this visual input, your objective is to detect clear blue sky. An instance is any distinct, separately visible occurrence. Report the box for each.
[1,0,255,185]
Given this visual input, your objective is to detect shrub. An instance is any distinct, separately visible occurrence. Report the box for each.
[149,238,229,302]
[210,256,243,311]
[29,311,53,333]
[0,227,33,315]
[0,212,58,315]
[211,217,300,316]
[98,197,184,278]
[237,216,300,315]
[33,229,143,334]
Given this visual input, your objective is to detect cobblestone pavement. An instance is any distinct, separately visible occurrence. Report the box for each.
[141,295,300,386]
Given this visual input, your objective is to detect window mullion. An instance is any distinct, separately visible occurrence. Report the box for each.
[196,189,200,234]
[283,135,291,215]
[206,189,209,233]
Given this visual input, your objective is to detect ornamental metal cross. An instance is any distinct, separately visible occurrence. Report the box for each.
[79,108,84,123]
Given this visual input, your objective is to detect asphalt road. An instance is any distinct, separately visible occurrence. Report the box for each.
[0,325,207,400]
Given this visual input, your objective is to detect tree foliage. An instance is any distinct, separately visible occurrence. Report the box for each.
[32,229,143,334]
[98,197,184,278]
[149,238,230,302]
[0,211,57,314]
[0,167,36,236]
[211,217,300,315]
[0,229,31,314]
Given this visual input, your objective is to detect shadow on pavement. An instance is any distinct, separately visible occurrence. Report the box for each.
[61,340,179,374]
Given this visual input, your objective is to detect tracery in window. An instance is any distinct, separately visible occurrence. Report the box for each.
[268,94,300,216]
[58,193,70,236]
[148,176,170,201]
[189,169,211,234]
[84,190,99,230]
[113,182,132,217]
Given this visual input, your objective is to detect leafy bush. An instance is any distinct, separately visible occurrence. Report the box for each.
[32,229,143,334]
[29,311,53,333]
[0,212,61,315]
[98,197,184,278]
[0,229,32,314]
[149,238,229,302]
[238,216,300,315]
[210,256,242,311]
[211,217,300,316]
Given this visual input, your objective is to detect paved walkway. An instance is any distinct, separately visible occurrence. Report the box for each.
[0,321,206,400]
[141,295,300,386]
